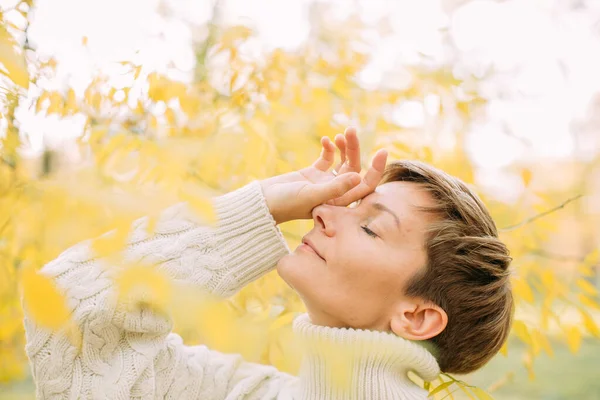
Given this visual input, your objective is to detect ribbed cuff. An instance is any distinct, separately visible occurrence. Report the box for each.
[211,181,290,296]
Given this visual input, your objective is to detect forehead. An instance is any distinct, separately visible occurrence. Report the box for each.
[370,181,437,214]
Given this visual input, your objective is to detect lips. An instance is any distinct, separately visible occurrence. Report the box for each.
[301,237,325,261]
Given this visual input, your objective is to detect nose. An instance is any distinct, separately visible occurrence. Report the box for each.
[312,204,338,237]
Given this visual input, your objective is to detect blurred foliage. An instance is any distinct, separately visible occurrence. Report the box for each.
[1,0,599,398]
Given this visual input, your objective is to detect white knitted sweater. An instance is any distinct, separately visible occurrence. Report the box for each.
[23,181,440,399]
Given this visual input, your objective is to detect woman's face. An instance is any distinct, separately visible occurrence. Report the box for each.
[276,181,437,331]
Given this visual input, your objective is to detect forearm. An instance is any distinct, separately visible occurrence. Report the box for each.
[24,180,289,348]
[23,180,291,398]
[210,180,290,295]
[34,180,290,308]
[22,181,296,399]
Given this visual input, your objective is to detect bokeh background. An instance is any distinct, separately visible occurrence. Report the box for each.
[1,0,599,398]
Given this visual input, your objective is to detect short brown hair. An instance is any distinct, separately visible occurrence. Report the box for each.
[380,160,513,374]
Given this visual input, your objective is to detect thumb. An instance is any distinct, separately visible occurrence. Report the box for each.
[308,173,361,205]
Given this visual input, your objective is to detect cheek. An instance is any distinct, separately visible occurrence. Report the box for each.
[325,249,388,300]
[338,249,407,299]
[333,243,378,278]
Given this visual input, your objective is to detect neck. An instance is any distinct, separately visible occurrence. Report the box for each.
[293,314,440,400]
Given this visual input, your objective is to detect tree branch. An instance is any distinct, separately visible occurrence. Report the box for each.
[500,194,584,232]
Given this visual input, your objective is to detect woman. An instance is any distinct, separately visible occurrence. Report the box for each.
[23,128,513,399]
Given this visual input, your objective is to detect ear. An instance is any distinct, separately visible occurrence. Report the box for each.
[389,300,448,341]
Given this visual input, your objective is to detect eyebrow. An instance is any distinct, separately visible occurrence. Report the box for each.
[371,202,401,232]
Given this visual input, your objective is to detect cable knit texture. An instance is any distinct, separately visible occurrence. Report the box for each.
[23,180,440,399]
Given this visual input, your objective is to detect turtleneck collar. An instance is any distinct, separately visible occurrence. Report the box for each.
[292,313,440,400]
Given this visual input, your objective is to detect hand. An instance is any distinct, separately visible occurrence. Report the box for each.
[260,127,388,225]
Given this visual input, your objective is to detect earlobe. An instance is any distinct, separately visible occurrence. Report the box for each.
[390,302,448,341]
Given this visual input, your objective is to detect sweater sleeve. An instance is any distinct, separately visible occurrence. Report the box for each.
[23,181,297,400]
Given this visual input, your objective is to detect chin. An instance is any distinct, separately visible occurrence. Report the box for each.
[276,253,315,296]
[276,255,296,289]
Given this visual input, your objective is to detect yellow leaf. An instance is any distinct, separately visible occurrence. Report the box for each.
[375,118,399,133]
[579,294,600,310]
[64,321,83,351]
[65,88,78,114]
[0,29,29,89]
[166,82,188,102]
[540,270,556,291]
[197,300,238,352]
[499,341,508,356]
[180,94,200,115]
[220,25,253,48]
[512,320,531,346]
[148,72,167,102]
[512,277,534,303]
[92,92,102,109]
[169,284,205,332]
[391,142,416,158]
[522,351,535,380]
[267,327,302,373]
[268,340,286,369]
[565,326,582,353]
[578,265,595,278]
[584,249,599,267]
[230,71,239,92]
[96,133,128,164]
[133,65,142,80]
[133,99,145,115]
[581,312,600,338]
[471,387,494,400]
[0,311,22,341]
[165,108,177,126]
[149,114,159,130]
[91,220,131,258]
[576,278,598,297]
[331,76,352,99]
[84,85,94,106]
[36,91,50,113]
[82,36,88,46]
[146,215,157,236]
[520,168,532,187]
[322,343,354,392]
[47,92,63,115]
[540,304,552,330]
[531,329,553,357]
[420,146,433,163]
[21,266,70,330]
[269,312,296,333]
[456,101,470,116]
[115,263,172,312]
[428,381,454,397]
[87,126,108,149]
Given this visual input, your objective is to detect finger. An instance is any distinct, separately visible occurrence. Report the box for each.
[328,183,369,207]
[342,127,361,173]
[334,133,346,171]
[329,149,388,206]
[362,149,388,188]
[312,136,336,171]
[308,172,361,206]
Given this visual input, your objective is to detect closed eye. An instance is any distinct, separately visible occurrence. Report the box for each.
[361,225,378,238]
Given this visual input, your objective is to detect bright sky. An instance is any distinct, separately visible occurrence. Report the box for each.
[3,0,600,201]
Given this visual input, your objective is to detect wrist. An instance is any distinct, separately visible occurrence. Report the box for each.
[259,179,284,225]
